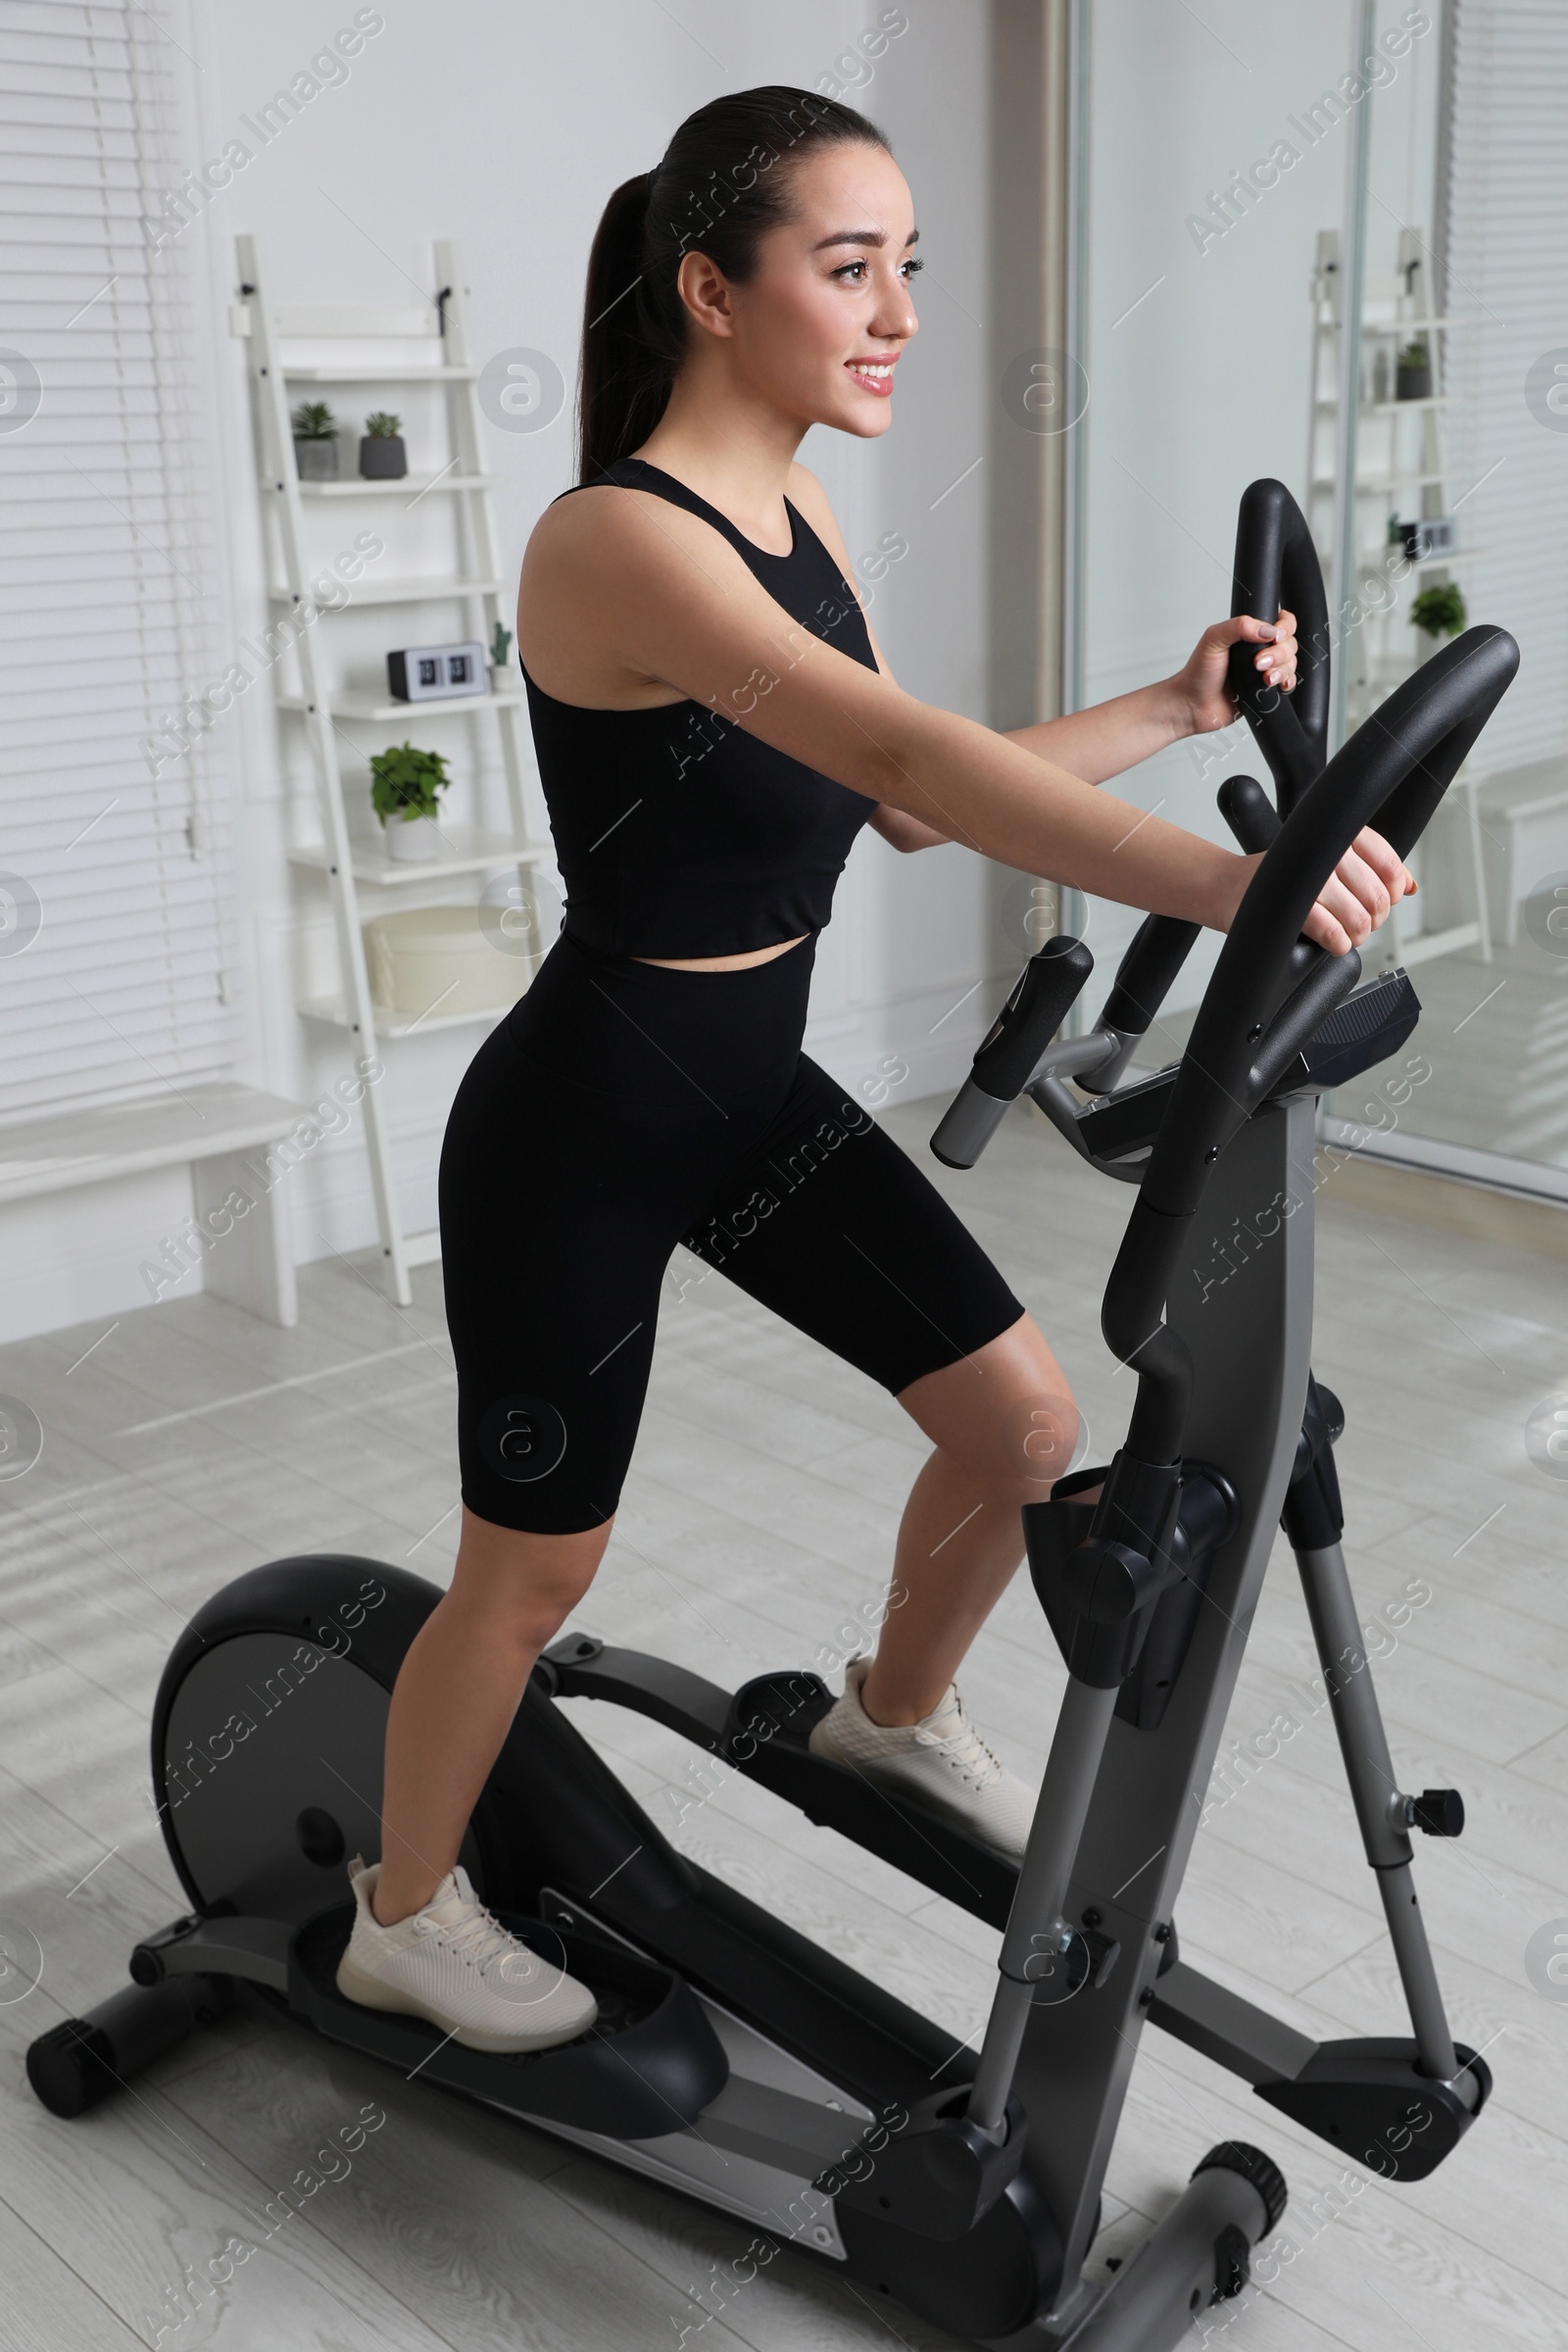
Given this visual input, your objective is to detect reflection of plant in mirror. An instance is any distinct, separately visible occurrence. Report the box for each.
[291,400,336,439]
[369,742,450,825]
[364,411,402,438]
[1410,582,1466,639]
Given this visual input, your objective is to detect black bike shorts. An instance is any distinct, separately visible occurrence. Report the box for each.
[438,931,1025,1533]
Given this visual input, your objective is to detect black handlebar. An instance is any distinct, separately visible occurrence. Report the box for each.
[1103,620,1519,1461]
[1066,479,1333,1074]
[1096,478,1328,1054]
[1216,771,1282,855]
[1152,620,1515,1213]
[1227,477,1331,817]
[927,474,1515,1476]
[931,935,1093,1169]
[1098,913,1201,1039]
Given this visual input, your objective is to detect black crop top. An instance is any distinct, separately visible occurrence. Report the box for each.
[521,457,879,957]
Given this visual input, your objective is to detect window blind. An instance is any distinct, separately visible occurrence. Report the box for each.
[0,0,243,1123]
[1441,0,1568,773]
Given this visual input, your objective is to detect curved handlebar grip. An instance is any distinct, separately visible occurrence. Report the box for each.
[1099,914,1201,1039]
[931,935,1093,1169]
[1102,622,1518,1462]
[1219,776,1337,1025]
[1147,624,1516,1223]
[1227,478,1331,817]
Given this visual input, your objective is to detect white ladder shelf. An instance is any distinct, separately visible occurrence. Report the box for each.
[1304,226,1491,972]
[233,236,550,1303]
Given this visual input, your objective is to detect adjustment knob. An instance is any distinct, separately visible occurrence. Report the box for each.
[1080,1929,1121,1989]
[1410,1788,1464,1838]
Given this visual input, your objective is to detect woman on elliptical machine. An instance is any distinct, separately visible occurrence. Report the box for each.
[337,84,1413,2055]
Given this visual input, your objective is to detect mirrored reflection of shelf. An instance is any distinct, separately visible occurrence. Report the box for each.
[1314,394,1452,413]
[1357,472,1448,494]
[1409,545,1490,568]
[1360,316,1463,333]
[288,825,552,887]
[267,574,505,607]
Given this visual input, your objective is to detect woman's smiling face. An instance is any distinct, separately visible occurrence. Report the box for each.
[674,139,920,438]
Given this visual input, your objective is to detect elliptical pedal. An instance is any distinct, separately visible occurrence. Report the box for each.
[286,1903,730,2137]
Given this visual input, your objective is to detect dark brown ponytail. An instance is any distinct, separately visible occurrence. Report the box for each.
[577,86,891,485]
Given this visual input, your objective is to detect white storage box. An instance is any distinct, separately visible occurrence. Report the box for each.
[363,904,534,1016]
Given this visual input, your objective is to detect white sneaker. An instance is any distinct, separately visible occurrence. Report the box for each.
[808,1654,1037,1862]
[334,1855,598,2053]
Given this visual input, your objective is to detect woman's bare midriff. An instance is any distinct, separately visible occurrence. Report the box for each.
[634,935,808,971]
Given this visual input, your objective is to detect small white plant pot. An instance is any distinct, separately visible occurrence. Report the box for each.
[383,815,441,863]
[489,663,515,694]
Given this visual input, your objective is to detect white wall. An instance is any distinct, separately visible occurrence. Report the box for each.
[5,0,1022,1344]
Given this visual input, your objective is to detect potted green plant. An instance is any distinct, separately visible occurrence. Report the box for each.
[360,411,407,479]
[291,400,339,481]
[1410,581,1466,655]
[489,618,514,689]
[1396,339,1432,401]
[369,741,450,862]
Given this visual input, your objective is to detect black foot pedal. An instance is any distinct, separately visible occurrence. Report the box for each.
[721,1674,1021,1932]
[288,1904,727,2138]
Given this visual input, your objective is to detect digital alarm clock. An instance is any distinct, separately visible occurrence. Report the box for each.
[386,641,486,701]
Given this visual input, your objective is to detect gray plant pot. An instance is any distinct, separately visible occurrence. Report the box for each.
[294,437,339,480]
[359,434,408,479]
[1396,362,1432,401]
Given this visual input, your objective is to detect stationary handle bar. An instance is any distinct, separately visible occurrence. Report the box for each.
[1216,772,1282,855]
[1069,476,1329,1069]
[931,935,1094,1168]
[1227,477,1331,815]
[1104,621,1519,1462]
[1097,913,1200,1040]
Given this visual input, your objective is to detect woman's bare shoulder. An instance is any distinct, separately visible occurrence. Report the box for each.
[517,477,755,705]
[521,475,748,590]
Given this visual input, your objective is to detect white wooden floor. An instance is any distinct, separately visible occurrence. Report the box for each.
[1,1092,1566,2352]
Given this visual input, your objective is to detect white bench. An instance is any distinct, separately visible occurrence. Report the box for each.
[0,1082,312,1326]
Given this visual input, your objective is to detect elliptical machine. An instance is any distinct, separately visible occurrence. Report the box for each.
[27,484,1517,2352]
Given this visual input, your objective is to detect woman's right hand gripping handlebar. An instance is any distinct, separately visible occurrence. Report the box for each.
[1218,827,1416,957]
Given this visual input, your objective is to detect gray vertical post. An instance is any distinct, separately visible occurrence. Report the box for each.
[980,1098,1319,2350]
[1295,1542,1458,2082]
[968,1679,1121,2134]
